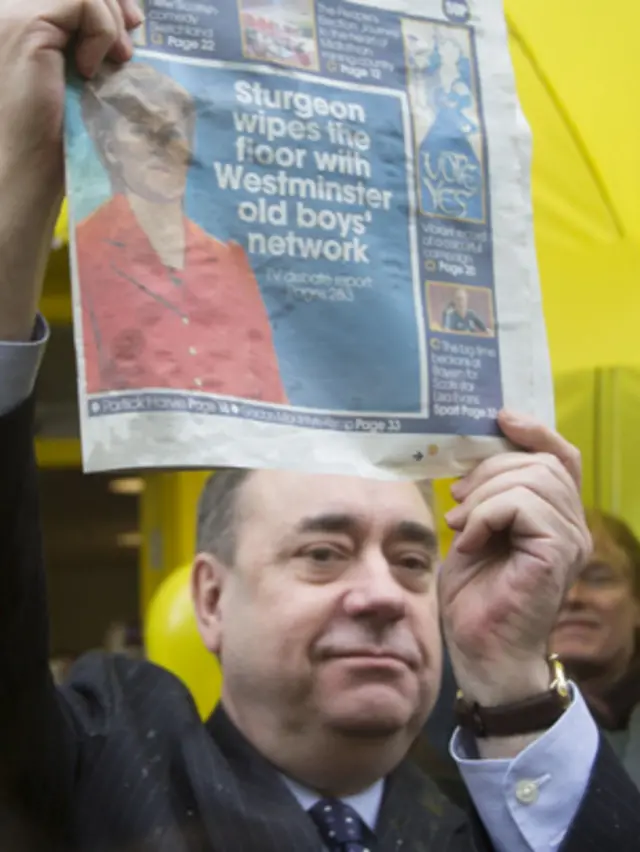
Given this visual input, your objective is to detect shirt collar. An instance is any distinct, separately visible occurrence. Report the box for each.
[280,774,385,831]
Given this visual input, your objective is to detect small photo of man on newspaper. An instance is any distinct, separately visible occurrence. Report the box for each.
[76,62,288,404]
[428,282,494,336]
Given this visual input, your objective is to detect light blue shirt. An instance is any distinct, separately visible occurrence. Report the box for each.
[1,327,600,851]
[281,774,383,831]
[453,687,598,852]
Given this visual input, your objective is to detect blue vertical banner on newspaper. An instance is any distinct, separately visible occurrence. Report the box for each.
[402,14,502,429]
[66,0,502,438]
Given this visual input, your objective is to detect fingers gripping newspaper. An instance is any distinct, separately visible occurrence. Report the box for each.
[63,0,553,479]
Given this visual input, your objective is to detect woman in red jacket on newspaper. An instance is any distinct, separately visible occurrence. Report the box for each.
[76,62,288,405]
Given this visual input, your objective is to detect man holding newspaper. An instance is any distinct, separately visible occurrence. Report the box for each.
[0,1,639,851]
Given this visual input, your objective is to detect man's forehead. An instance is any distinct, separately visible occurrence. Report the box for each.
[240,469,435,529]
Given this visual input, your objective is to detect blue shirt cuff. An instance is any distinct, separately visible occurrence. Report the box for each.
[0,315,49,416]
[450,685,598,852]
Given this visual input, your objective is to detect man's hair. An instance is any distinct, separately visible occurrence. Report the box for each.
[195,470,436,565]
[586,508,640,599]
[81,62,195,189]
[196,470,252,565]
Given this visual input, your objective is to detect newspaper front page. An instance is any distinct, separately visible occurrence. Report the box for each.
[63,0,553,479]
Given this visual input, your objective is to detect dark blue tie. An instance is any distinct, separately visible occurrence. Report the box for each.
[309,798,374,852]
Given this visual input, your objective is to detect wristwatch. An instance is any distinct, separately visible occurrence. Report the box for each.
[454,654,571,738]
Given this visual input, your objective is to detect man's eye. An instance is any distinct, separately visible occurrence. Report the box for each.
[307,547,343,563]
[397,554,431,572]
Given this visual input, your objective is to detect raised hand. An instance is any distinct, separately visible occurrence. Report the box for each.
[0,0,142,340]
[439,411,592,707]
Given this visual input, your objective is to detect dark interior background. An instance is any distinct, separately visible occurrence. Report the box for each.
[39,467,140,656]
[35,318,140,656]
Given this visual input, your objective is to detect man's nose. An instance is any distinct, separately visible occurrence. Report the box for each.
[343,553,406,626]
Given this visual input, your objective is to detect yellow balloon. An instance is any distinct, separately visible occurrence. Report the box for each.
[144,565,223,719]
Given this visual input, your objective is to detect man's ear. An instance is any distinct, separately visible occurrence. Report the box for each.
[191,553,227,655]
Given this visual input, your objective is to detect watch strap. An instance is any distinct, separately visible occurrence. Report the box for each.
[454,655,572,738]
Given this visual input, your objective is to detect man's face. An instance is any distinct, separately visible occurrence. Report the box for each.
[453,289,468,316]
[106,97,192,203]
[551,527,640,678]
[207,471,442,744]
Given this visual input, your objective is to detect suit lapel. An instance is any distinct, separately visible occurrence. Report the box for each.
[193,706,323,852]
[377,758,470,852]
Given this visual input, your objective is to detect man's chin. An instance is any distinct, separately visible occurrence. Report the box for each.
[324,691,417,739]
[330,714,407,738]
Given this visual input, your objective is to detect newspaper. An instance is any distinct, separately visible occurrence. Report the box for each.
[63,0,553,479]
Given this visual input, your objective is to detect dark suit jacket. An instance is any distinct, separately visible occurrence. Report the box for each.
[2,396,640,852]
